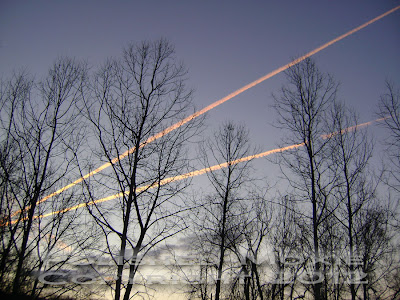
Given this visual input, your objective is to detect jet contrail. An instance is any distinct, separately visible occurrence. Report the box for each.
[15,143,304,223]
[321,117,390,139]
[6,117,385,225]
[9,5,400,218]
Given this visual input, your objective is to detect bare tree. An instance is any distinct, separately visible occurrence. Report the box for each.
[375,81,400,299]
[328,102,375,299]
[81,39,202,300]
[192,122,254,300]
[273,58,338,300]
[269,195,305,300]
[377,81,400,239]
[225,189,272,300]
[239,192,272,300]
[354,201,392,300]
[377,81,400,190]
[0,57,88,297]
[0,71,33,289]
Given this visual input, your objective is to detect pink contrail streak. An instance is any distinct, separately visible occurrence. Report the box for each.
[10,5,400,215]
[12,143,304,223]
[5,117,385,224]
[320,117,390,139]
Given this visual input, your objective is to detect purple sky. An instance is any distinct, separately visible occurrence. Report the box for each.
[1,0,399,183]
[1,3,399,297]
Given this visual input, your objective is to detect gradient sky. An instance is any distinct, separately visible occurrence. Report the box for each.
[1,1,399,150]
[1,1,399,298]
[1,0,399,209]
[1,0,399,205]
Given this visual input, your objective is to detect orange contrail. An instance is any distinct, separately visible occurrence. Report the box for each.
[9,143,303,224]
[320,117,390,139]
[9,5,400,217]
[9,117,386,224]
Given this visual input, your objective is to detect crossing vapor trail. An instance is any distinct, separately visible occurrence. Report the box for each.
[6,118,384,224]
[8,5,400,220]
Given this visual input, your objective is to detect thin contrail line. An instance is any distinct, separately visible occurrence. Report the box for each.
[320,117,390,139]
[16,143,304,223]
[10,5,400,217]
[5,118,383,224]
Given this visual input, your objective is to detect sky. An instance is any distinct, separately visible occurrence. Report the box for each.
[1,1,399,155]
[0,1,399,297]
